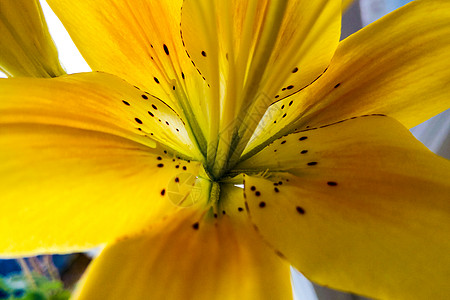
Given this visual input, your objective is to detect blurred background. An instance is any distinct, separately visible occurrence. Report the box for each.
[0,0,448,299]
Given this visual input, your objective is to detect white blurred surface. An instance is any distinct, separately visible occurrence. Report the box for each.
[292,268,319,300]
[360,0,413,26]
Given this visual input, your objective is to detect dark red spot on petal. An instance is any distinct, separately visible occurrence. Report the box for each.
[296,206,305,214]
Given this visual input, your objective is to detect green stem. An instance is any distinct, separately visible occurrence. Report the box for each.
[209,181,221,205]
[17,258,37,289]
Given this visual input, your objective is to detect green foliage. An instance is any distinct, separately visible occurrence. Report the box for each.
[0,273,70,300]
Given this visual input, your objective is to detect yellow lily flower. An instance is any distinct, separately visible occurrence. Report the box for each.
[1,0,450,299]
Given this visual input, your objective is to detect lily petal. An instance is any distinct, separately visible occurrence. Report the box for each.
[246,0,450,154]
[0,72,201,158]
[73,185,292,300]
[300,0,450,128]
[182,0,341,105]
[0,124,201,256]
[181,0,341,163]
[0,0,65,77]
[239,115,450,299]
[46,0,211,146]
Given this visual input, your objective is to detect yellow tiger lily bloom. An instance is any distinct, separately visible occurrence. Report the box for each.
[1,0,449,299]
